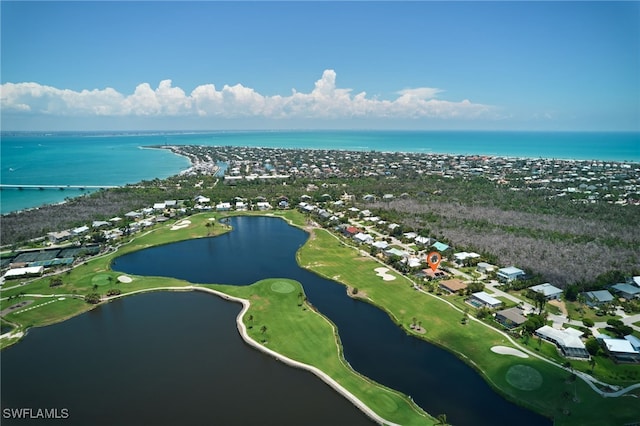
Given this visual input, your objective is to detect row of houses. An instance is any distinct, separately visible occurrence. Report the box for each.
[535,325,640,362]
[581,281,640,307]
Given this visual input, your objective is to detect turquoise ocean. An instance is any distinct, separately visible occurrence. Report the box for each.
[1,130,638,214]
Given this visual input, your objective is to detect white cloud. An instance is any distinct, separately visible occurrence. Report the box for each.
[1,70,494,121]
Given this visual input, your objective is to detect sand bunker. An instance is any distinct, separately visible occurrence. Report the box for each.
[374,267,397,281]
[170,219,191,230]
[117,275,133,283]
[491,346,529,358]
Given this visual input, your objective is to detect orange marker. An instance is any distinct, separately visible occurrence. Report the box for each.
[427,252,442,272]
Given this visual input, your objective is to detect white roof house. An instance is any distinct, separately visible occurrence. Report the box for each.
[536,325,589,358]
[454,252,481,262]
[153,202,166,210]
[3,266,45,279]
[72,226,90,235]
[256,201,272,210]
[407,257,423,268]
[601,337,640,362]
[195,195,211,204]
[354,233,374,244]
[372,241,389,250]
[530,283,564,300]
[415,236,432,246]
[470,291,503,309]
[476,262,496,273]
[216,202,232,211]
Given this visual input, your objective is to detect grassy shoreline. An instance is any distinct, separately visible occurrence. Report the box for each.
[2,210,639,425]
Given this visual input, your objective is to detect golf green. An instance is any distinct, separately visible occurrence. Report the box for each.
[271,281,296,294]
[505,364,543,391]
[91,274,112,287]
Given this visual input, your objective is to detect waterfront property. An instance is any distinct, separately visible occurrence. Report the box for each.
[535,325,589,359]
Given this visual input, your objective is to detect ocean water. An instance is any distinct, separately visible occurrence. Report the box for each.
[1,130,638,214]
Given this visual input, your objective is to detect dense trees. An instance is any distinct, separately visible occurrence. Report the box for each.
[3,168,637,289]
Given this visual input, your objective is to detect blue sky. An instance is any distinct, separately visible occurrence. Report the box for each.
[1,1,638,131]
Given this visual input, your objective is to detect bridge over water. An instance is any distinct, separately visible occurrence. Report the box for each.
[0,184,119,190]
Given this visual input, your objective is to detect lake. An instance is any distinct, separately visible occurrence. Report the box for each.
[2,216,551,425]
[0,291,375,426]
[111,216,550,425]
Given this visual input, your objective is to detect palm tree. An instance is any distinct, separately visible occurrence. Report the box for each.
[435,413,449,425]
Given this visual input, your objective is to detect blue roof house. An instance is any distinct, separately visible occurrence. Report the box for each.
[530,283,563,300]
[497,266,525,283]
[582,290,614,307]
[611,283,640,300]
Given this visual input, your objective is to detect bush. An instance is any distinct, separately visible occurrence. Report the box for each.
[585,337,601,356]
[582,318,595,328]
[84,293,101,304]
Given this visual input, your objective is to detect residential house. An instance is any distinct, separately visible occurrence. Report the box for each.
[495,307,527,329]
[582,290,614,307]
[403,232,418,241]
[47,230,72,244]
[385,248,408,258]
[353,233,374,244]
[414,236,432,246]
[497,266,526,283]
[153,202,166,211]
[124,211,142,220]
[72,226,90,236]
[439,279,468,294]
[469,291,503,309]
[371,241,389,251]
[453,252,481,265]
[610,283,640,300]
[476,262,496,274]
[535,325,589,359]
[255,201,272,210]
[423,268,448,280]
[599,337,640,363]
[431,241,450,252]
[530,283,563,300]
[216,202,232,211]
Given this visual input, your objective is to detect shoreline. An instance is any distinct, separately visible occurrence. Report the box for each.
[66,284,405,426]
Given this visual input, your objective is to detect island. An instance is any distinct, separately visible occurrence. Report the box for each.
[1,146,639,426]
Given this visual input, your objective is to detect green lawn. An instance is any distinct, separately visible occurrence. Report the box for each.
[207,279,434,425]
[297,227,640,426]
